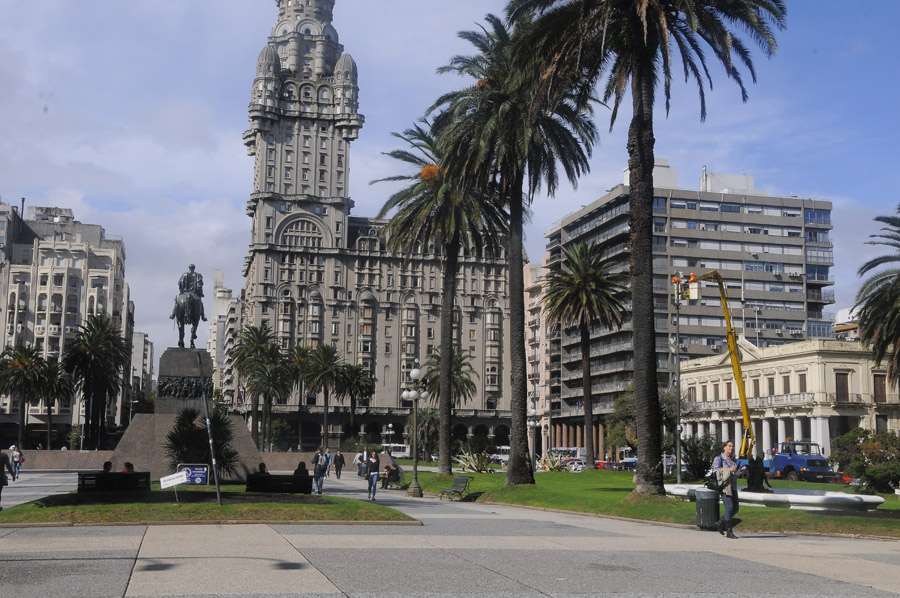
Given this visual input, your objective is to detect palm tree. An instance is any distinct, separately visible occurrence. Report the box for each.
[508,0,786,494]
[0,345,45,448]
[422,347,478,413]
[374,119,507,475]
[232,325,277,446]
[542,240,629,463]
[62,314,130,449]
[433,13,597,484]
[245,350,292,451]
[38,361,74,450]
[305,344,345,449]
[338,363,375,432]
[288,344,312,447]
[856,205,900,383]
[406,407,440,461]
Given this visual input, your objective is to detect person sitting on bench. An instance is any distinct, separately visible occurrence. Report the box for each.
[293,461,309,477]
[381,464,399,488]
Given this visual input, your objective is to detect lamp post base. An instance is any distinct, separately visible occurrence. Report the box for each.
[406,479,423,498]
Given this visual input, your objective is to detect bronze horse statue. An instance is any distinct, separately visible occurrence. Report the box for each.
[173,291,203,348]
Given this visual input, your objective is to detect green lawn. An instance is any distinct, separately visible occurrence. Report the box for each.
[412,470,900,538]
[0,483,416,526]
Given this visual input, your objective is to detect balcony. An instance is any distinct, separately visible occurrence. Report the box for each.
[807,289,835,303]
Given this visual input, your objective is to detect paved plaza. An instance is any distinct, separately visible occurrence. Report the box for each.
[0,471,898,597]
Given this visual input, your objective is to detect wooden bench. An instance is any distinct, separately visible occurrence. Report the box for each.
[439,475,473,501]
[246,473,313,494]
[77,472,151,493]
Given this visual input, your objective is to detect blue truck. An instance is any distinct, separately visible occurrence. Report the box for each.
[769,441,838,482]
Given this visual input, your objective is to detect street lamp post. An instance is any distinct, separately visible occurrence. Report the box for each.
[402,366,428,498]
[527,393,540,470]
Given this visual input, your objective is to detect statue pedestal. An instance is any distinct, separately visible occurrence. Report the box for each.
[156,348,214,413]
[113,347,260,480]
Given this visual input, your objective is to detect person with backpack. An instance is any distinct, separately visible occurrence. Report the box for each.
[312,447,327,494]
[712,440,740,539]
[10,446,22,480]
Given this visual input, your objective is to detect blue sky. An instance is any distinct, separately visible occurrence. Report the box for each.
[0,1,898,366]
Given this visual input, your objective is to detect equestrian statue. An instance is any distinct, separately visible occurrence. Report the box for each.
[170,264,207,348]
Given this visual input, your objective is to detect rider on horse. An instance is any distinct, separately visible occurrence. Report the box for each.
[170,264,207,322]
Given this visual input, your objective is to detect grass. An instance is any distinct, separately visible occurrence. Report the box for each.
[412,469,900,538]
[0,483,415,526]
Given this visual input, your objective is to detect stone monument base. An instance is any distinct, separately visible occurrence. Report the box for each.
[112,413,261,482]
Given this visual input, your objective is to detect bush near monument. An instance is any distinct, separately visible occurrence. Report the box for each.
[164,407,239,478]
[832,429,900,493]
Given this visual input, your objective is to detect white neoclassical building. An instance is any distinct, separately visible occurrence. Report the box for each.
[679,338,900,457]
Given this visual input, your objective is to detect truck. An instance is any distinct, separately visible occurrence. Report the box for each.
[769,441,838,482]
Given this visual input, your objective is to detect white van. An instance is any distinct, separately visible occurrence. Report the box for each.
[490,446,510,464]
[381,443,411,459]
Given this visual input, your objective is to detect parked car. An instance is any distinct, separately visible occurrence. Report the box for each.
[595,461,611,470]
[564,458,586,472]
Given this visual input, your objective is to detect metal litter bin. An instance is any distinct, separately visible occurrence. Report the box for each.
[695,488,720,530]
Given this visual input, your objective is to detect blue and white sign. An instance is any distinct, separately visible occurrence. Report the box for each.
[180,465,209,485]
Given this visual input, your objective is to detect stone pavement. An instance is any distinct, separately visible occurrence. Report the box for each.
[0,471,898,597]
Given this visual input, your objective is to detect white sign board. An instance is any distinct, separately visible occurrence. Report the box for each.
[160,470,189,489]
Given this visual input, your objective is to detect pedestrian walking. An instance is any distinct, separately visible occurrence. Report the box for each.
[352,450,363,477]
[365,450,380,500]
[712,440,741,539]
[333,450,345,479]
[312,447,327,494]
[0,450,14,511]
[325,448,333,478]
[10,445,22,480]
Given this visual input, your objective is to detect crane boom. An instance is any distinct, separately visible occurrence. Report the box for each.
[697,271,755,459]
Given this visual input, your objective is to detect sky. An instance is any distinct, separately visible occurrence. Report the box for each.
[1,1,898,373]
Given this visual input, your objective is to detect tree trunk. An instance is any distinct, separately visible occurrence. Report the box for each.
[250,392,260,448]
[506,172,535,485]
[580,321,594,464]
[17,392,26,449]
[627,55,665,495]
[438,234,461,475]
[263,393,272,452]
[47,399,53,450]
[323,388,329,449]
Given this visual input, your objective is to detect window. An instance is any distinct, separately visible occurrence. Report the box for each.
[767,377,775,396]
[835,372,849,401]
[783,375,790,395]
[752,378,760,398]
[874,374,886,403]
[798,373,807,393]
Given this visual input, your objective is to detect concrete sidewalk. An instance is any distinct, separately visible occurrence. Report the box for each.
[0,472,898,597]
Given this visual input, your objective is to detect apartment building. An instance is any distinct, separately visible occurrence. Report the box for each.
[543,161,834,452]
[0,205,132,447]
[229,0,512,449]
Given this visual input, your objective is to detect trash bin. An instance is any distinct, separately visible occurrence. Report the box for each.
[695,488,720,530]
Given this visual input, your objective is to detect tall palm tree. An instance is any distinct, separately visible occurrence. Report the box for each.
[38,361,74,450]
[542,240,629,463]
[232,324,277,446]
[245,352,293,452]
[62,314,130,449]
[856,205,900,383]
[422,346,478,413]
[374,119,508,475]
[508,0,786,494]
[433,13,597,484]
[305,344,345,449]
[288,344,312,447]
[0,345,45,448]
[338,363,375,432]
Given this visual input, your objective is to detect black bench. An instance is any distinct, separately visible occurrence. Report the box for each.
[77,472,151,493]
[246,473,313,494]
[383,466,404,489]
[440,475,473,501]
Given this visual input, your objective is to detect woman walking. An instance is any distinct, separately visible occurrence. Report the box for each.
[365,450,380,500]
[712,440,741,539]
[333,450,345,479]
[10,446,22,480]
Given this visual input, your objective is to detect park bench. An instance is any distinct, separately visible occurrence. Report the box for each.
[77,471,151,493]
[439,475,473,501]
[246,473,313,494]
[383,465,404,489]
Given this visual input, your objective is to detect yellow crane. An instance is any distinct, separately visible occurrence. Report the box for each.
[679,270,755,459]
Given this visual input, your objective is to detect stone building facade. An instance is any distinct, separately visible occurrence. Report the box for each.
[229,0,512,449]
[0,205,132,447]
[679,339,900,457]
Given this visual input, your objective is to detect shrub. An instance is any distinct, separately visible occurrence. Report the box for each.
[455,450,493,473]
[832,429,900,493]
[682,435,721,480]
[164,408,239,479]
